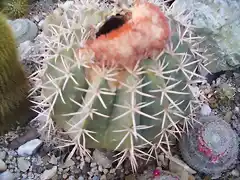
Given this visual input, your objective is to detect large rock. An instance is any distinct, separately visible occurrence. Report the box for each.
[8,19,38,45]
[170,0,240,73]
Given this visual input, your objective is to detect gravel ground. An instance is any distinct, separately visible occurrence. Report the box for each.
[0,0,239,179]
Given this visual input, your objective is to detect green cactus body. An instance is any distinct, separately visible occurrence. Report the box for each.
[0,0,29,19]
[0,13,31,134]
[33,1,211,170]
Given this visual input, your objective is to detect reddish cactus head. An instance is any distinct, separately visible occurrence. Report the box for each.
[79,1,170,69]
[180,116,238,177]
[197,121,229,163]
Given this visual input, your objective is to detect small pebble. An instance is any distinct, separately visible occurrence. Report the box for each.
[169,156,196,175]
[41,166,57,180]
[33,15,40,22]
[80,161,85,170]
[93,149,112,169]
[78,176,84,180]
[158,153,168,167]
[98,165,103,172]
[231,169,240,177]
[49,155,58,165]
[88,171,93,177]
[0,170,15,180]
[200,103,211,116]
[17,157,31,172]
[0,159,7,172]
[109,168,115,174]
[69,176,75,180]
[38,20,45,29]
[90,162,97,168]
[103,169,108,174]
[85,156,91,163]
[93,175,100,180]
[0,151,7,160]
[8,128,39,149]
[235,106,239,112]
[100,175,107,180]
[224,111,233,122]
[61,159,75,168]
[17,139,43,156]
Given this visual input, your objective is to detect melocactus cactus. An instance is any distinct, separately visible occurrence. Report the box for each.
[0,0,29,19]
[0,13,31,134]
[31,0,212,170]
[179,115,239,178]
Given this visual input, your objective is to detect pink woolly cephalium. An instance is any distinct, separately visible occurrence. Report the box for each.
[79,1,170,69]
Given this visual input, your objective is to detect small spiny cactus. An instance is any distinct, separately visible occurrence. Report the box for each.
[0,0,29,19]
[0,13,31,134]
[31,0,213,171]
[179,116,238,177]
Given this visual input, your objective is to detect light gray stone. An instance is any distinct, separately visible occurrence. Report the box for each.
[231,169,240,177]
[17,139,43,156]
[33,15,40,22]
[8,19,38,45]
[170,0,240,73]
[90,162,97,168]
[98,165,103,172]
[200,103,212,116]
[40,166,57,180]
[0,170,15,180]
[110,168,116,174]
[17,157,31,172]
[224,111,233,122]
[0,159,7,172]
[85,156,91,163]
[168,155,197,175]
[38,20,45,29]
[158,153,169,168]
[78,176,84,180]
[100,175,107,180]
[49,155,58,165]
[61,159,75,169]
[80,161,85,170]
[0,151,6,160]
[18,41,34,61]
[93,149,113,169]
[103,169,108,175]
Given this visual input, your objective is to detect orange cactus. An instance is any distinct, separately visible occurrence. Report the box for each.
[79,1,170,69]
